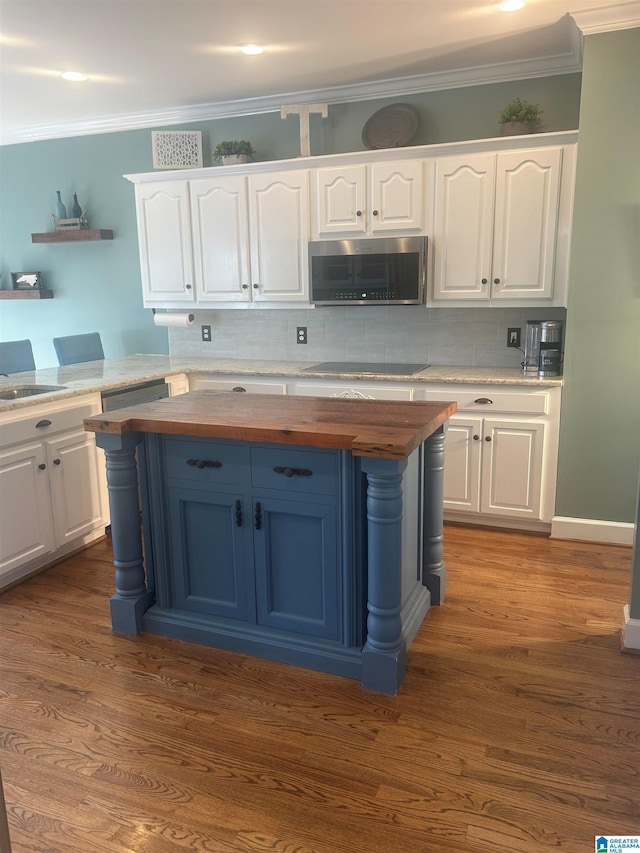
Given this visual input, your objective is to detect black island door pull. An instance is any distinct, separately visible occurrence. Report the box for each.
[235,500,242,527]
[273,466,312,478]
[254,502,262,530]
[186,459,222,469]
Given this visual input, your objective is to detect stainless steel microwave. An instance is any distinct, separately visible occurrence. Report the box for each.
[309,236,427,305]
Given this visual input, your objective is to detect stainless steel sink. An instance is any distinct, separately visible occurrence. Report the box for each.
[0,384,67,400]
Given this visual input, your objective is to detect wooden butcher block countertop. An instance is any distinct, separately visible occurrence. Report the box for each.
[84,390,457,460]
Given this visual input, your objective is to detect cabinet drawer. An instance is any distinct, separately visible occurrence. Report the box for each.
[190,377,287,394]
[251,447,337,496]
[418,387,548,415]
[293,382,413,400]
[163,438,250,486]
[0,398,101,448]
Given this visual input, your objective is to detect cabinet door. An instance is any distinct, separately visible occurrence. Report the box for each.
[135,181,195,304]
[370,161,424,233]
[0,442,54,578]
[491,148,562,300]
[46,429,105,546]
[442,416,482,513]
[480,419,544,519]
[166,486,253,621]
[314,166,366,236]
[432,154,495,300]
[248,171,310,302]
[253,495,339,640]
[190,176,251,302]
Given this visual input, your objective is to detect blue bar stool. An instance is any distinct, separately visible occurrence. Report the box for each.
[0,339,36,374]
[53,332,104,366]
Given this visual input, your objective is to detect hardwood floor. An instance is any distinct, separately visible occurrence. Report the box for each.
[0,526,638,853]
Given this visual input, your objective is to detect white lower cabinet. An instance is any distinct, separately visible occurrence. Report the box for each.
[443,415,544,519]
[0,395,108,589]
[416,384,560,527]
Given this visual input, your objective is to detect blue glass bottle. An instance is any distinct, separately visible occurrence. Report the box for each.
[55,190,67,219]
[71,192,82,218]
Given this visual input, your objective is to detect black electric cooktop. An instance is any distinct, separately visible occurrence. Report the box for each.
[302,362,430,376]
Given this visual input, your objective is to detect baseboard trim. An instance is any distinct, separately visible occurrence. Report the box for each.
[551,516,635,546]
[622,605,640,652]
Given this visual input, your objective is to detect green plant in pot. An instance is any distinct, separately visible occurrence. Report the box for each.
[214,140,256,164]
[499,98,543,136]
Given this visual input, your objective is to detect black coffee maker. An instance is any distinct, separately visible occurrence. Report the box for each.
[523,320,563,377]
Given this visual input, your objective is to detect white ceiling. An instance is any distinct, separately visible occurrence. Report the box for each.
[1,0,638,145]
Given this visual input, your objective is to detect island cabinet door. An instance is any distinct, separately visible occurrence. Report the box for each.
[166,486,254,622]
[252,495,340,640]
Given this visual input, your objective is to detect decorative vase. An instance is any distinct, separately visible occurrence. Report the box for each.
[500,121,531,137]
[55,190,67,219]
[221,154,251,165]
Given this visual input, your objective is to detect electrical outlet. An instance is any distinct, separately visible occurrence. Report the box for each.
[507,327,521,348]
[297,326,307,345]
[201,325,212,342]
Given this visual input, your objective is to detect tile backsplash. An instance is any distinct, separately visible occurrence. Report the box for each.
[169,306,567,368]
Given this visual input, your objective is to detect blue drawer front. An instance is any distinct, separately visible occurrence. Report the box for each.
[164,438,250,486]
[250,446,337,496]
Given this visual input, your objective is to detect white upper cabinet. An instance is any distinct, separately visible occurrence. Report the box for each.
[190,176,250,303]
[135,181,195,304]
[432,147,564,303]
[313,161,424,237]
[248,171,310,302]
[137,171,310,306]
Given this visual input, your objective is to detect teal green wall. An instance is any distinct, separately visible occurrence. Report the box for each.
[555,30,640,524]
[0,74,579,368]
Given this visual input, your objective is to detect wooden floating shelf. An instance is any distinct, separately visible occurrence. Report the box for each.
[31,229,114,243]
[0,289,54,300]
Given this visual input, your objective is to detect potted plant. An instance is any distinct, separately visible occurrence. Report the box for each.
[498,98,543,136]
[213,140,256,165]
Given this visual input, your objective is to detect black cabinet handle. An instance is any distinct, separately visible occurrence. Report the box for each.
[235,500,242,527]
[186,459,222,469]
[38,463,46,470]
[481,278,488,284]
[356,210,362,216]
[35,419,52,428]
[253,283,259,289]
[255,502,262,530]
[53,458,61,465]
[372,209,379,216]
[241,283,249,289]
[473,434,480,441]
[185,284,192,290]
[474,397,493,405]
[485,436,492,442]
[493,278,500,285]
[273,466,312,478]
[232,386,247,393]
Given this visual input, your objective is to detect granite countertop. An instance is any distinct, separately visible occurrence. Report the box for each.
[85,391,458,460]
[0,354,562,414]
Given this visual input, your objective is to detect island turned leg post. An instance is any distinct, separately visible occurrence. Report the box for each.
[95,432,153,634]
[423,426,446,605]
[359,456,407,695]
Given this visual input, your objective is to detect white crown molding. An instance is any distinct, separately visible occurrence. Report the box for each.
[1,50,582,146]
[570,1,640,34]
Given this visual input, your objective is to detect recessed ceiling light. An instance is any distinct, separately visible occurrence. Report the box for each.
[239,44,264,56]
[60,71,88,82]
[499,0,524,10]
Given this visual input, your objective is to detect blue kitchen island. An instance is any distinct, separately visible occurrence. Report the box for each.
[85,391,455,695]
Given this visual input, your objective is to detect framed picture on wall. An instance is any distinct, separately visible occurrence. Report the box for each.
[11,271,43,290]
